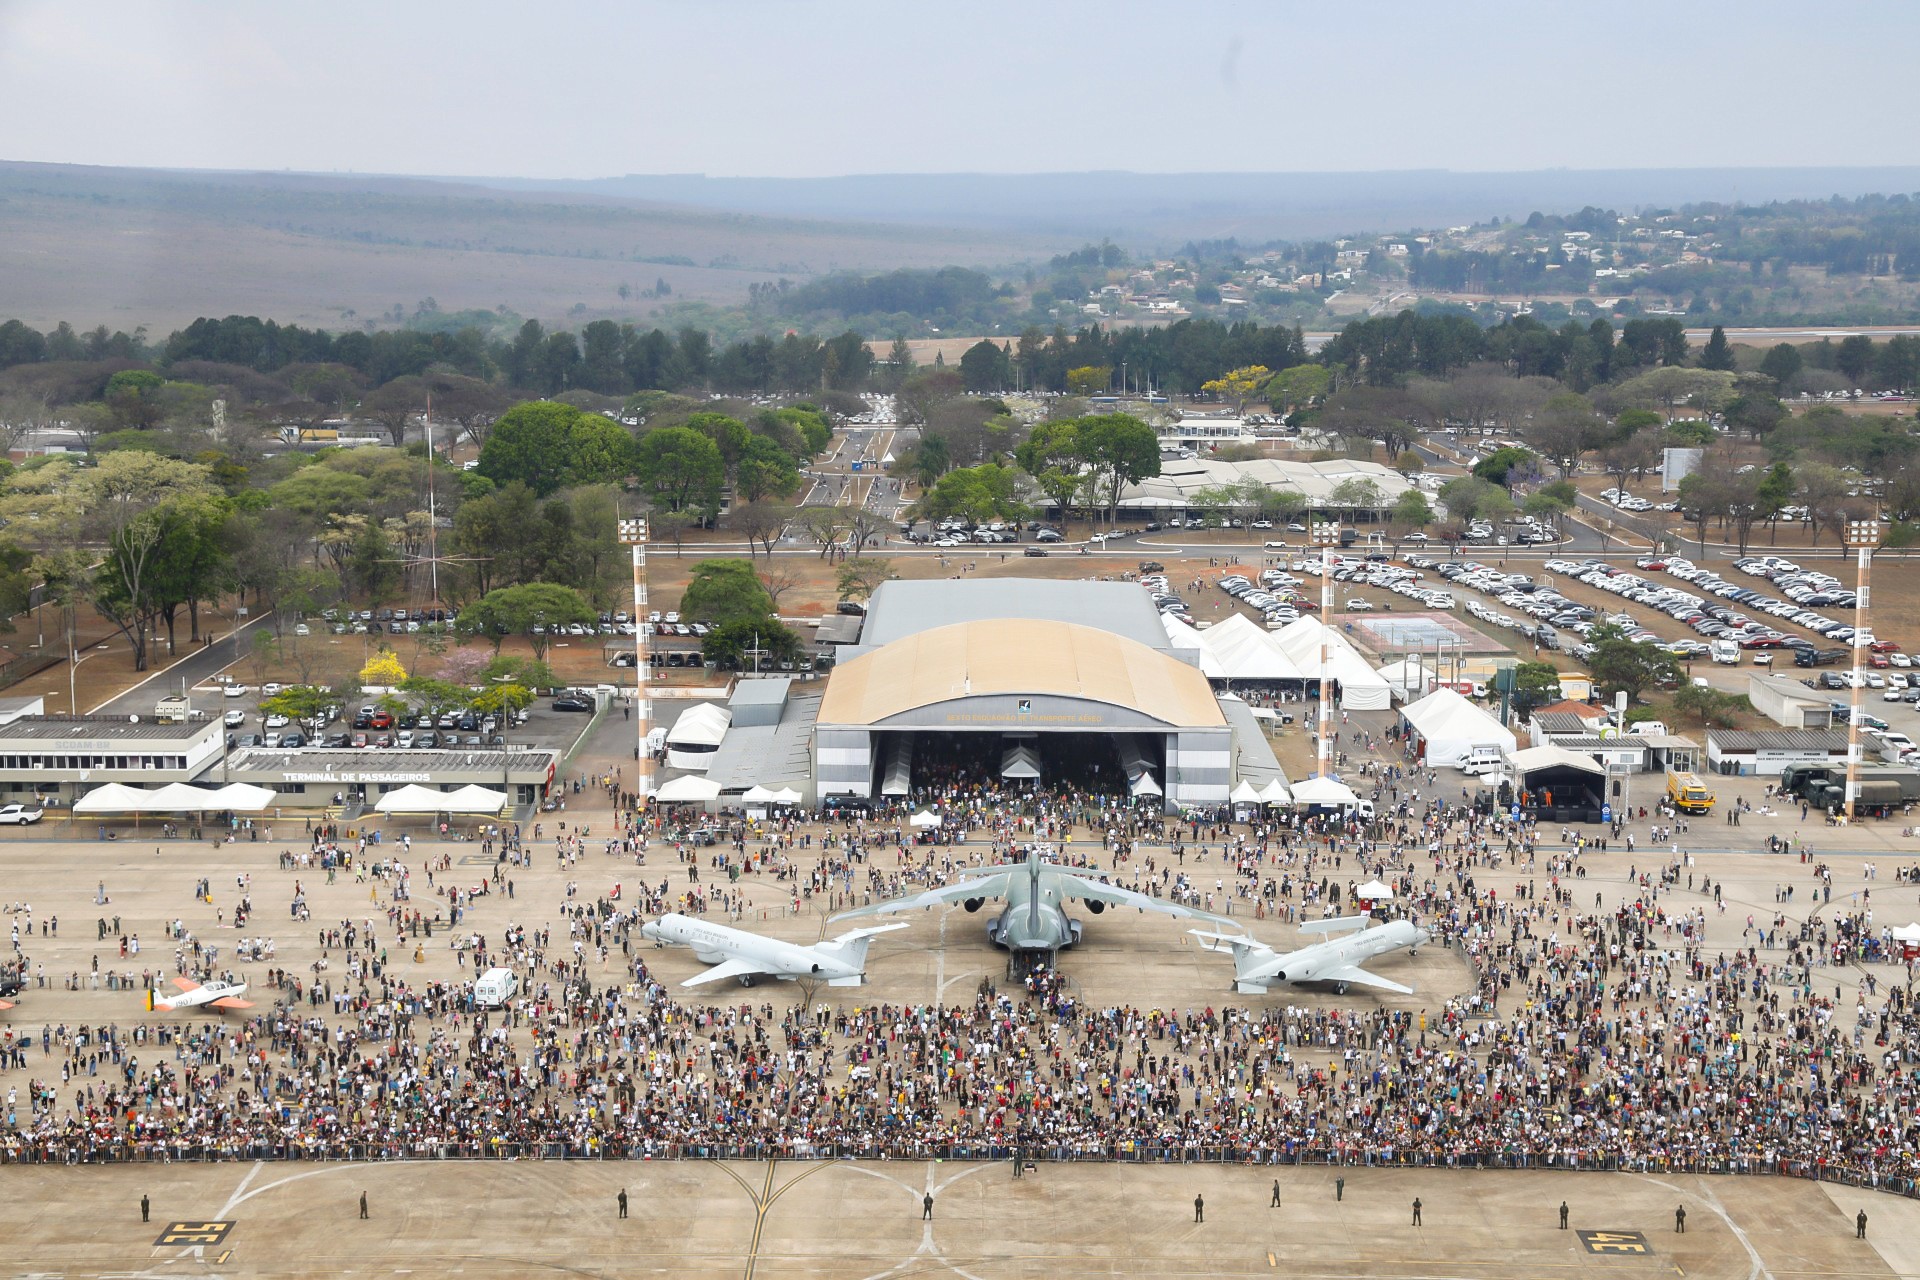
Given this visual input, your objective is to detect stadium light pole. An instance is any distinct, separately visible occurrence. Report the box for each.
[618,517,654,805]
[1843,518,1881,825]
[1311,518,1342,778]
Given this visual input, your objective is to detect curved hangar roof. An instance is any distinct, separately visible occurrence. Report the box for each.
[818,620,1224,729]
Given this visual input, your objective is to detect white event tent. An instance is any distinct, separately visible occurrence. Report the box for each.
[1399,688,1517,769]
[1160,613,1227,679]
[74,782,282,815]
[1290,775,1361,808]
[370,784,505,816]
[665,704,732,772]
[654,774,722,804]
[1269,617,1393,710]
[1199,615,1306,681]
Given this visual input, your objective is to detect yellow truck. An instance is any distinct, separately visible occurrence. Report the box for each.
[1665,770,1716,814]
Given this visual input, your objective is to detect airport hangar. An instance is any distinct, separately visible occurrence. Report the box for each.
[801,579,1282,809]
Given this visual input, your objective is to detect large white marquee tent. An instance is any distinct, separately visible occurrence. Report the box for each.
[1399,688,1517,769]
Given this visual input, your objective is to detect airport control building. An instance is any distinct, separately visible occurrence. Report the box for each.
[804,579,1263,807]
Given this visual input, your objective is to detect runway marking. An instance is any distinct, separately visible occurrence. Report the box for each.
[152,1219,233,1246]
[217,1160,264,1217]
[1580,1230,1653,1255]
[841,1160,995,1280]
[1632,1175,1773,1280]
[740,1159,837,1280]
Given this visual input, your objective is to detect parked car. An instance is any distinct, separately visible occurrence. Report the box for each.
[0,803,43,825]
[551,695,594,712]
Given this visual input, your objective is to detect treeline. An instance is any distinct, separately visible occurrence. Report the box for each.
[1318,312,1693,389]
[0,311,1313,401]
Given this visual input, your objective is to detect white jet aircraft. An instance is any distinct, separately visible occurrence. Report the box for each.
[1190,915,1430,995]
[146,977,254,1012]
[641,912,907,988]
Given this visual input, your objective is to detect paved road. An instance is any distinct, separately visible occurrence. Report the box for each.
[92,615,273,716]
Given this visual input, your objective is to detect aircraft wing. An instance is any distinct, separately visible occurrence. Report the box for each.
[678,958,771,988]
[1322,964,1413,996]
[0,999,14,1010]
[209,996,255,1010]
[170,977,201,992]
[829,873,1014,922]
[1058,874,1234,926]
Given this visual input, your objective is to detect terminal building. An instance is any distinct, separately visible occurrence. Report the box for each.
[0,701,557,817]
[0,709,227,807]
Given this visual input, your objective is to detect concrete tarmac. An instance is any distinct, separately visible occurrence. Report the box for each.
[3,1158,1913,1278]
[2,780,1918,1278]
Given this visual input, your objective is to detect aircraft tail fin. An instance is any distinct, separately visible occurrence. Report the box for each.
[1188,929,1266,962]
[1299,914,1373,935]
[816,922,909,972]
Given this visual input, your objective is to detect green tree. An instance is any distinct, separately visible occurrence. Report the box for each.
[564,413,638,487]
[2,452,223,671]
[1756,462,1796,540]
[1437,475,1515,525]
[679,559,774,628]
[734,437,800,504]
[835,557,897,602]
[1585,623,1680,705]
[1387,488,1434,556]
[1759,342,1803,389]
[258,683,337,731]
[477,401,580,496]
[1327,476,1386,517]
[1265,364,1331,415]
[481,653,559,691]
[457,582,596,661]
[1699,325,1736,372]
[1472,446,1535,486]
[1507,662,1566,717]
[634,426,725,516]
[470,682,535,719]
[919,462,1028,525]
[1672,683,1748,729]
[1073,413,1160,523]
[958,340,1012,393]
[104,370,167,429]
[1664,419,1716,447]
[701,617,802,672]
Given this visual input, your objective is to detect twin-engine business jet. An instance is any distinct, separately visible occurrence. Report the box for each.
[1190,915,1429,995]
[146,977,254,1012]
[641,912,907,988]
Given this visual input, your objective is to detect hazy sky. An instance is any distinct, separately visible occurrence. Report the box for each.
[3,0,1916,179]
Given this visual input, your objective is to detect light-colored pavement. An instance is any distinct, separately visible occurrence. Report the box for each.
[2,1159,1910,1278]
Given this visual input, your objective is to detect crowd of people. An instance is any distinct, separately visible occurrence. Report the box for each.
[4,762,1920,1203]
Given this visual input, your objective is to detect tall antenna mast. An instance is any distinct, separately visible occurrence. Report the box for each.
[424,391,440,605]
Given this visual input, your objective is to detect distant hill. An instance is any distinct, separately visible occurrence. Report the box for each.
[0,161,1056,333]
[473,167,1920,246]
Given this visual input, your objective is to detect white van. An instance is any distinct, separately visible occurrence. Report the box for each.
[472,967,518,1008]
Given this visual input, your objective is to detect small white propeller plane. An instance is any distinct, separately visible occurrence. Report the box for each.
[146,977,254,1013]
[1190,914,1430,996]
[641,912,907,988]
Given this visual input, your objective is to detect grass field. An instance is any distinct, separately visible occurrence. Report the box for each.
[0,162,1059,333]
